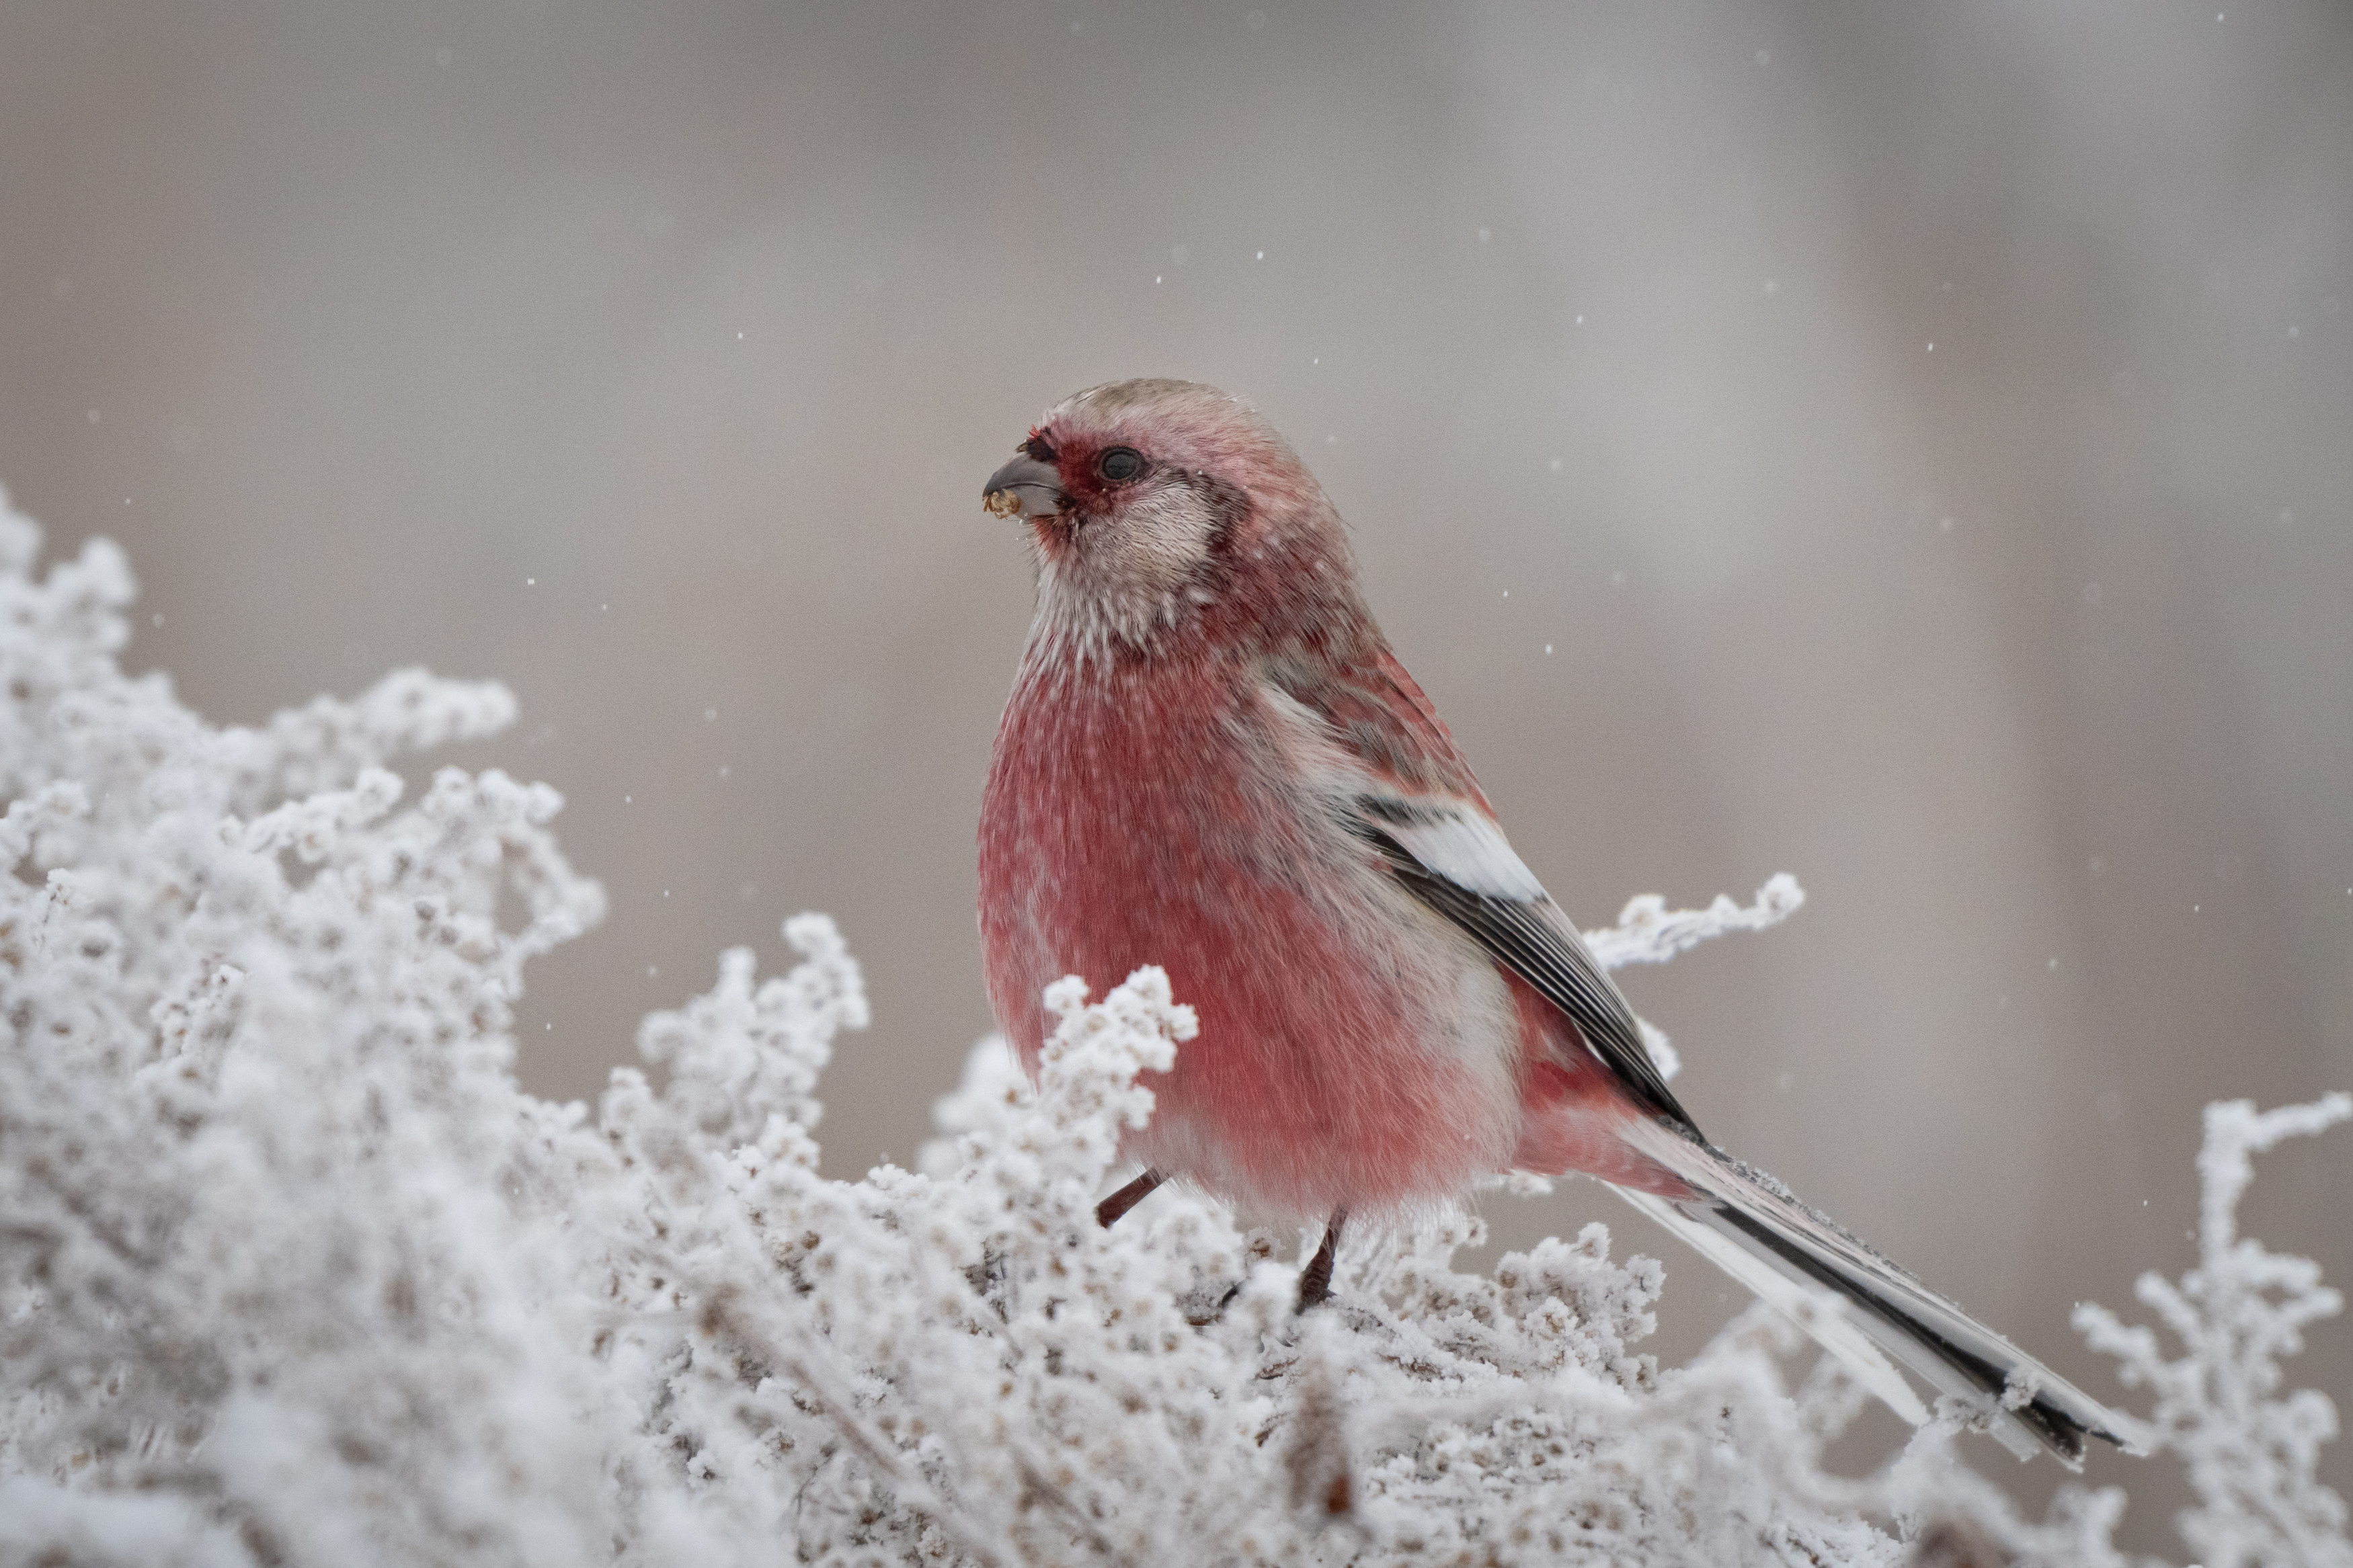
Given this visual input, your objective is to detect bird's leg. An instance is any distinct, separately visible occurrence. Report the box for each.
[1294,1210,1347,1313]
[1094,1168,1166,1229]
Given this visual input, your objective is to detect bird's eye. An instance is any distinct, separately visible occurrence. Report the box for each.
[1096,446,1146,483]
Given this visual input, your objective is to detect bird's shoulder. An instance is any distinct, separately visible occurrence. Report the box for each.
[1257,639,1491,809]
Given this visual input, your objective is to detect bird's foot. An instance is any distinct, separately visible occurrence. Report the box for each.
[1293,1210,1346,1314]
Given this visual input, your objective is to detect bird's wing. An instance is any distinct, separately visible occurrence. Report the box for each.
[1345,792,1699,1134]
[1280,652,2129,1463]
[1279,648,1701,1135]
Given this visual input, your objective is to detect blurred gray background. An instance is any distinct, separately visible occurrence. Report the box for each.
[4,0,2348,1545]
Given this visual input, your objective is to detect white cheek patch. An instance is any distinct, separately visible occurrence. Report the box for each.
[1103,486,1224,595]
[1365,799,1548,902]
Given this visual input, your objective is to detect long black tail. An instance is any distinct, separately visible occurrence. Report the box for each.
[1611,1118,2132,1465]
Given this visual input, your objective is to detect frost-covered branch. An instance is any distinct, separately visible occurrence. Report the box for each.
[1582,873,1806,969]
[0,488,2346,1565]
[2075,1095,2353,1568]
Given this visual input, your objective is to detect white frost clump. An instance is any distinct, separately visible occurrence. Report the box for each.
[0,491,2347,1567]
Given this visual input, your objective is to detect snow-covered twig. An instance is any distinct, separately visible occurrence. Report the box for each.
[1583,872,1808,969]
[2074,1095,2353,1568]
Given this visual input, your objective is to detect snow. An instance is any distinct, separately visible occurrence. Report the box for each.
[0,487,2345,1565]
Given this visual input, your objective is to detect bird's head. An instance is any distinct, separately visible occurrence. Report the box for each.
[983,379,1349,658]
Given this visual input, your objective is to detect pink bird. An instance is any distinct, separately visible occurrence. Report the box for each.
[977,378,2124,1464]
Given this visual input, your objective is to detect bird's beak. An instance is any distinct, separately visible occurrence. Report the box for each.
[982,454,1068,520]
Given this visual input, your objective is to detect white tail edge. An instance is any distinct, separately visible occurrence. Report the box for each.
[1609,1118,2133,1467]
